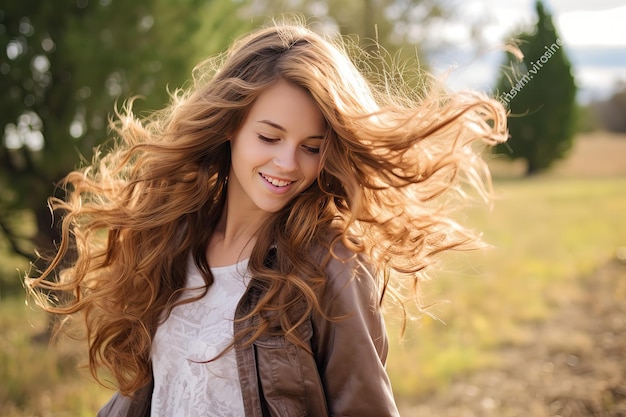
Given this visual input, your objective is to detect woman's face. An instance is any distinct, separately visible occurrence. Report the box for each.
[228,79,326,215]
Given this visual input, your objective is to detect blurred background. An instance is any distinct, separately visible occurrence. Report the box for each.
[1,0,624,416]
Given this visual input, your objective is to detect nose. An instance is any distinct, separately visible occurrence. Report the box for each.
[273,144,298,172]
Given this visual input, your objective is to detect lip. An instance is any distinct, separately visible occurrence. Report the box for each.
[259,173,296,194]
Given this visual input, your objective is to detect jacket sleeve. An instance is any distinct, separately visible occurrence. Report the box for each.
[96,392,130,417]
[311,245,401,417]
[96,380,152,417]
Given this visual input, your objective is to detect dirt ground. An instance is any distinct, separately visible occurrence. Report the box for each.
[399,255,626,417]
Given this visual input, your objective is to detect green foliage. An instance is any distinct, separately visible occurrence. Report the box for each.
[576,102,601,133]
[250,0,449,48]
[0,0,254,260]
[494,0,577,175]
[324,0,445,89]
[252,0,459,90]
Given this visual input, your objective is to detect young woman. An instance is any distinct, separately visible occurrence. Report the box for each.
[28,21,507,417]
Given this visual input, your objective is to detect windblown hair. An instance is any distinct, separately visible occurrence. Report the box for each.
[28,21,507,394]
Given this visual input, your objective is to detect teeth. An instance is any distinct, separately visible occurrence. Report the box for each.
[262,174,293,187]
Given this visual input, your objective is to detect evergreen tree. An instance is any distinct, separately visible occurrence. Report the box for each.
[494,0,577,175]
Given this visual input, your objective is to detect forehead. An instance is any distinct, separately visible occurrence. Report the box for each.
[246,79,326,134]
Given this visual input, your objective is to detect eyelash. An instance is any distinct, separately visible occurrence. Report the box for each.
[257,135,320,154]
[258,135,278,143]
[303,146,320,154]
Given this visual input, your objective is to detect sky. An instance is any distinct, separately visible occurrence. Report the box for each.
[426,0,626,102]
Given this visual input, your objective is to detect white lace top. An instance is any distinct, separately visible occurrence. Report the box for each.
[151,257,250,417]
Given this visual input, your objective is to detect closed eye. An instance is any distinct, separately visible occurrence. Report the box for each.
[258,134,279,143]
[302,145,320,154]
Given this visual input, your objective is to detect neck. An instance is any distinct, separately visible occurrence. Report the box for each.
[207,199,270,267]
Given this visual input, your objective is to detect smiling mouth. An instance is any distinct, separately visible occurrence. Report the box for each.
[260,173,295,187]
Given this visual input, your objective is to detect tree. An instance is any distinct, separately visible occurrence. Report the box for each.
[245,0,450,47]
[248,0,461,84]
[0,1,254,277]
[591,82,626,133]
[494,0,577,175]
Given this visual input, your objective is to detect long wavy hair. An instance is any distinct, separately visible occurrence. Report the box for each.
[27,21,507,395]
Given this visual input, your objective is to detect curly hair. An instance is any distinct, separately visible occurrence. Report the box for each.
[27,21,507,395]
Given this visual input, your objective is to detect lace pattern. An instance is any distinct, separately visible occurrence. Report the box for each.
[151,257,250,416]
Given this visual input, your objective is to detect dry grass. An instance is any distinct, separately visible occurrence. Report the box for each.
[551,132,626,177]
[487,131,626,178]
[388,130,626,402]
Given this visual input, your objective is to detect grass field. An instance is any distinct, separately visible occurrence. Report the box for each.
[387,175,626,397]
[1,132,625,416]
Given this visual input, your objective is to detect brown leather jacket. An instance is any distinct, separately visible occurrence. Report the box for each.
[97,246,400,417]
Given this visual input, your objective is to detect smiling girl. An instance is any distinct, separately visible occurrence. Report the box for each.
[28,21,507,417]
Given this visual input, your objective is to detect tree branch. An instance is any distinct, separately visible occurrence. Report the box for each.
[0,216,35,260]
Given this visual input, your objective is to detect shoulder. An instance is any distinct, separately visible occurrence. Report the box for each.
[318,241,381,316]
[323,241,378,288]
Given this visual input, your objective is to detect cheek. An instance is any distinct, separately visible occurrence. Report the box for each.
[231,137,266,168]
[303,156,323,181]
[314,161,323,178]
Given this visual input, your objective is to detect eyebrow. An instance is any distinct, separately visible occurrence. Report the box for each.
[257,120,325,140]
